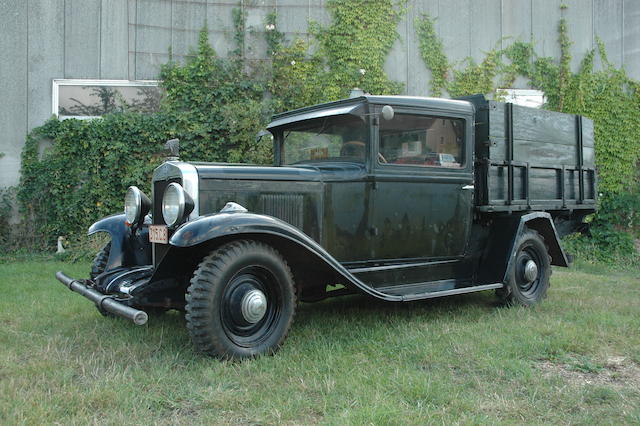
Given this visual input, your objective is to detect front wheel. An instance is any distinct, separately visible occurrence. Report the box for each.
[497,228,551,306]
[90,242,111,279]
[185,240,296,360]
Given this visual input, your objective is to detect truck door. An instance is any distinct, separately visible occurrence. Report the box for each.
[369,107,474,261]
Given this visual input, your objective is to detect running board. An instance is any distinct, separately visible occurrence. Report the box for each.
[376,283,504,302]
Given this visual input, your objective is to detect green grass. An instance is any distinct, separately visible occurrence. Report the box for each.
[1,260,639,425]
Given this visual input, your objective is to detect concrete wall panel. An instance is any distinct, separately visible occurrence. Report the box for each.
[128,0,138,79]
[244,2,273,60]
[171,0,208,57]
[623,0,640,78]
[469,0,502,63]
[64,0,101,78]
[594,0,623,68]
[406,0,439,96]
[385,7,409,93]
[439,0,470,65]
[532,0,562,59]
[101,0,129,78]
[0,0,27,187]
[501,0,532,47]
[564,0,594,72]
[28,0,65,129]
[135,0,172,79]
[206,3,236,57]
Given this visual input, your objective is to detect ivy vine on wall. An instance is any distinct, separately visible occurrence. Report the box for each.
[12,1,639,263]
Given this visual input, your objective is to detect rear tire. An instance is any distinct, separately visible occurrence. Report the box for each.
[90,242,111,279]
[185,240,296,360]
[497,228,551,306]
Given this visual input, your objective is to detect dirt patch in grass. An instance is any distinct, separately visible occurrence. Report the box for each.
[538,356,640,390]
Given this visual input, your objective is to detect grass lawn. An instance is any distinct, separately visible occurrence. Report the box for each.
[1,259,639,424]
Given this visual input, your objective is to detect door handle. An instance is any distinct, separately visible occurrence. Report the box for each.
[461,185,474,190]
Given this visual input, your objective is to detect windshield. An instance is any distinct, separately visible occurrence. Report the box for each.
[280,115,368,165]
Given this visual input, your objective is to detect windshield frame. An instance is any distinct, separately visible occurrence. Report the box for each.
[272,108,371,168]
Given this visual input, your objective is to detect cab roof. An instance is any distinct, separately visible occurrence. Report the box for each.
[267,95,476,129]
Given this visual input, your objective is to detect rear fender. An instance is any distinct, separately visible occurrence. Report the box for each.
[166,212,400,301]
[477,212,568,285]
[88,213,151,270]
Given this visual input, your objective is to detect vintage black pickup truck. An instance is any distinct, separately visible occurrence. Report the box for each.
[56,94,597,359]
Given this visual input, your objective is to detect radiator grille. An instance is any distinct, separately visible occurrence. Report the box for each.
[260,194,304,229]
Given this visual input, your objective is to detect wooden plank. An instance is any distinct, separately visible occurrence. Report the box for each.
[525,168,561,201]
[488,137,594,166]
[489,102,583,145]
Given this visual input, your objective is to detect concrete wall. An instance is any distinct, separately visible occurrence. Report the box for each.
[1,0,638,188]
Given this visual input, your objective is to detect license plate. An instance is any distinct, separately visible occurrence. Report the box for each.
[149,225,168,244]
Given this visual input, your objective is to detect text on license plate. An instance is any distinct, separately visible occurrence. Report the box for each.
[149,225,168,244]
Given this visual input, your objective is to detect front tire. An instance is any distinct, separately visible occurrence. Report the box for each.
[90,242,111,279]
[497,228,551,306]
[185,240,296,360]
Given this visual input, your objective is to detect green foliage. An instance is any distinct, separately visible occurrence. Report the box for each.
[415,15,449,96]
[17,28,273,249]
[0,187,14,249]
[16,2,406,249]
[269,0,405,111]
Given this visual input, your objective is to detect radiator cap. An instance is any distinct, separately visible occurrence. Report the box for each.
[220,202,248,213]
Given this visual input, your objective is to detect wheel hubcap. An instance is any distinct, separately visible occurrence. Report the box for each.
[241,289,267,323]
[523,259,538,283]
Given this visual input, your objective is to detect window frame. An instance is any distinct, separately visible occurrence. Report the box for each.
[52,79,161,120]
[275,113,370,166]
[374,108,469,172]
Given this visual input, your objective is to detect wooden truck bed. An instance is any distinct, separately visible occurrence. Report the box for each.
[462,95,597,213]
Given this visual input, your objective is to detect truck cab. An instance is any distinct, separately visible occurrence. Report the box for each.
[56,95,596,360]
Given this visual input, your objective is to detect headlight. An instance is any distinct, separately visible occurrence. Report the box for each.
[162,183,194,227]
[124,186,150,226]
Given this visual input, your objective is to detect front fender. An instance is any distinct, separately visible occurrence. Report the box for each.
[88,213,151,270]
[169,212,400,301]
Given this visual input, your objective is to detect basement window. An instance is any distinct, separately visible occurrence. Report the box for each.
[52,79,162,119]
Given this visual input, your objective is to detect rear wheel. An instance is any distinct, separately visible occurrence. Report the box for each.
[497,228,551,306]
[185,240,296,360]
[90,242,111,279]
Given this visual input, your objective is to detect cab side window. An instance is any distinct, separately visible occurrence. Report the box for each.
[378,113,464,168]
